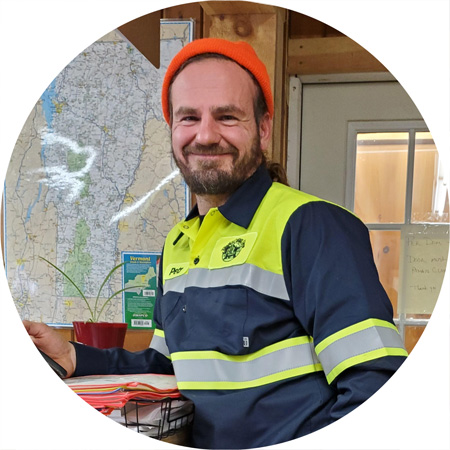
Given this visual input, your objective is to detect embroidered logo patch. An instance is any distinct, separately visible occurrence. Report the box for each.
[222,238,246,262]
[209,232,257,269]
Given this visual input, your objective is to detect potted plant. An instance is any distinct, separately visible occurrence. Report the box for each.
[40,256,145,349]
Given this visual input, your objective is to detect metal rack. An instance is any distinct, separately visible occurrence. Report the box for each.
[122,397,194,441]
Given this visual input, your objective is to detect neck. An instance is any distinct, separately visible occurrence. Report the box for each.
[195,193,231,215]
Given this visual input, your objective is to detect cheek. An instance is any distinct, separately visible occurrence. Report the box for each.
[224,129,256,152]
[171,128,192,154]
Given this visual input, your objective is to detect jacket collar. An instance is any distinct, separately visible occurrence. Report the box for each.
[183,165,272,229]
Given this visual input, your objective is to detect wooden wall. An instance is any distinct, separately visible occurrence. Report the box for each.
[118,1,386,168]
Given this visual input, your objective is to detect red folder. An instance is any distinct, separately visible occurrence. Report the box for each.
[64,373,180,415]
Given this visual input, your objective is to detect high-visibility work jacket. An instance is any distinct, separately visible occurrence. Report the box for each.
[73,166,407,449]
[149,165,407,448]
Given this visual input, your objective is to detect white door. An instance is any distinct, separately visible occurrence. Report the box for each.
[288,80,448,352]
[298,81,422,205]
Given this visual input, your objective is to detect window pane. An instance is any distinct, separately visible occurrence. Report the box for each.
[355,132,408,223]
[404,325,425,354]
[412,132,449,223]
[369,230,401,317]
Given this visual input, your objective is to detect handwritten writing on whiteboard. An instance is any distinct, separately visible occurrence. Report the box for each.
[399,224,449,315]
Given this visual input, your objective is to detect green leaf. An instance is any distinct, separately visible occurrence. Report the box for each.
[39,257,149,323]
[96,285,147,322]
[93,261,127,322]
[39,256,94,319]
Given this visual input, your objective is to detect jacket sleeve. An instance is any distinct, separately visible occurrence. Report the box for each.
[72,343,174,377]
[281,201,407,416]
[72,254,174,377]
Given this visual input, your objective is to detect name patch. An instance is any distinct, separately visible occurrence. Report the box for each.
[165,262,189,280]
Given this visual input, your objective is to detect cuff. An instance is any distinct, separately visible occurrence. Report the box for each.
[71,342,109,377]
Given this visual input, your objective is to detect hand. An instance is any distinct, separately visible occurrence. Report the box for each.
[23,320,76,378]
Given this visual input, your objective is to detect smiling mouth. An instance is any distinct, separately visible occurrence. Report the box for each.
[183,145,238,159]
[188,152,232,157]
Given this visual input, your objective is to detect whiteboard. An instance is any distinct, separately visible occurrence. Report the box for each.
[398,224,449,315]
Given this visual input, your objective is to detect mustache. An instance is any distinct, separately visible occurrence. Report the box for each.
[183,143,239,157]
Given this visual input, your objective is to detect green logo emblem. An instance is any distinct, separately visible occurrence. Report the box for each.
[222,238,246,262]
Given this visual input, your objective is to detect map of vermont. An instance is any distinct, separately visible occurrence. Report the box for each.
[5,23,192,325]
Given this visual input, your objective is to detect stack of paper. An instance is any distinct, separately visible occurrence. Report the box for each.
[64,374,181,415]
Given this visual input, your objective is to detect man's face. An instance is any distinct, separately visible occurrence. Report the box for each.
[170,58,272,196]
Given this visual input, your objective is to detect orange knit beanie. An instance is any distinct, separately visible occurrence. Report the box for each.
[161,38,273,124]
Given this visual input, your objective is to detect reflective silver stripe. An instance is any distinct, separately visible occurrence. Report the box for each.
[171,337,322,390]
[149,330,171,359]
[317,325,406,381]
[163,264,289,301]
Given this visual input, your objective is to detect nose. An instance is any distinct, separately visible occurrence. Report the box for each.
[194,115,220,146]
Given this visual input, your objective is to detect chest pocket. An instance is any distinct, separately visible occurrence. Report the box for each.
[161,287,250,354]
[209,232,257,269]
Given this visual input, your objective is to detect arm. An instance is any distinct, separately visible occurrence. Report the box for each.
[72,342,174,377]
[25,255,173,378]
[282,201,407,416]
[24,319,174,378]
[329,358,401,419]
[23,320,77,378]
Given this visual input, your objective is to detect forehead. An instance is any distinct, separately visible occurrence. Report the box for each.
[170,58,257,109]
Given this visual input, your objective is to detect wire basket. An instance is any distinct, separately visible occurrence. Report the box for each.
[122,397,194,441]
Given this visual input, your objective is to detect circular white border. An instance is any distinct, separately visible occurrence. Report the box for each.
[0,1,448,449]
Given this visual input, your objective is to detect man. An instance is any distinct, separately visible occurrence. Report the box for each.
[25,38,408,449]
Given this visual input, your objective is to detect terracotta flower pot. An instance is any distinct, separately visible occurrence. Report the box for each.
[73,321,128,349]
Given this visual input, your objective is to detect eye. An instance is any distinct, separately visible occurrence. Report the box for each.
[180,115,199,123]
[219,115,238,123]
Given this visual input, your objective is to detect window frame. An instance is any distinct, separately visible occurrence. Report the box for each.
[345,120,432,340]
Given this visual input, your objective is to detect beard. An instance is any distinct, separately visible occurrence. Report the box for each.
[173,135,263,196]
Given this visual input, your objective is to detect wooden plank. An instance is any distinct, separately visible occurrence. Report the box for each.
[200,1,277,15]
[288,10,343,39]
[272,9,289,167]
[123,329,154,352]
[288,36,387,75]
[54,327,74,341]
[118,11,161,68]
[205,10,288,164]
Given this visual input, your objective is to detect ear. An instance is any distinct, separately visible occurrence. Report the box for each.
[258,112,273,151]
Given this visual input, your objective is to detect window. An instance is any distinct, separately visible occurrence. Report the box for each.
[346,121,449,353]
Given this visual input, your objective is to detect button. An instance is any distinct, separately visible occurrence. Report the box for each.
[193,257,200,265]
[182,305,187,313]
[183,225,189,229]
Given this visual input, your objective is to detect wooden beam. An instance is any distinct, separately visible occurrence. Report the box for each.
[118,11,161,68]
[204,7,288,165]
[200,1,277,15]
[273,9,289,167]
[288,10,343,39]
[288,36,387,75]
